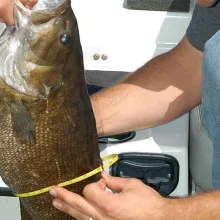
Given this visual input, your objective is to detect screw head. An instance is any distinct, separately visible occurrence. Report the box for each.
[93,53,100,60]
[101,54,108,60]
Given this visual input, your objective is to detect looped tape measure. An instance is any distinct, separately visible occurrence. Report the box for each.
[14,154,119,198]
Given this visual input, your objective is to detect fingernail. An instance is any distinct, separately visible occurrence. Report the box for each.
[102,171,108,176]
[49,188,57,197]
[53,201,63,210]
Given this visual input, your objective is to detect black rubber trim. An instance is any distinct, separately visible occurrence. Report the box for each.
[98,131,136,144]
[0,187,15,197]
[124,0,190,12]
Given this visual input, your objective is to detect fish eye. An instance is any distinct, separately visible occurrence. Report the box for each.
[59,32,72,46]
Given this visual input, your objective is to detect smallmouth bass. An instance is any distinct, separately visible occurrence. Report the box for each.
[0,0,102,219]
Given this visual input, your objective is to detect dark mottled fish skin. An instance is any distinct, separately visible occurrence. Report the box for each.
[0,0,102,219]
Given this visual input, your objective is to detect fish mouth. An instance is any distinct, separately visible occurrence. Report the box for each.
[14,0,71,29]
[14,0,70,14]
[11,0,70,99]
[14,0,71,25]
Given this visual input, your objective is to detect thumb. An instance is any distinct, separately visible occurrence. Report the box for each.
[0,9,13,25]
[101,171,132,192]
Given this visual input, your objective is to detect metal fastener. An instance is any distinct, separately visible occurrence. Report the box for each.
[93,53,100,60]
[101,54,108,60]
[167,173,172,178]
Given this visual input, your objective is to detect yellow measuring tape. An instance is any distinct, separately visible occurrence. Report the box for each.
[14,154,119,198]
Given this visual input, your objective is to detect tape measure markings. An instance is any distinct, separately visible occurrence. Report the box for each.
[14,154,119,198]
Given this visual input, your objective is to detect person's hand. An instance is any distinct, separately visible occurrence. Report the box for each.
[49,171,168,220]
[197,0,217,7]
[0,0,37,25]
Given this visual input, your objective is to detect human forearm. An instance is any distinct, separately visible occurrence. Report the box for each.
[50,172,220,220]
[166,190,220,220]
[197,0,217,7]
[91,36,203,136]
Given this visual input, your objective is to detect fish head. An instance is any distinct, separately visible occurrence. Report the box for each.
[13,0,78,98]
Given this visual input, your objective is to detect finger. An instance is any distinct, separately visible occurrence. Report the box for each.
[101,171,137,192]
[97,178,107,190]
[21,0,38,7]
[0,0,37,25]
[52,199,89,220]
[0,1,13,25]
[83,176,118,210]
[49,187,103,220]
[0,9,13,25]
[197,0,217,7]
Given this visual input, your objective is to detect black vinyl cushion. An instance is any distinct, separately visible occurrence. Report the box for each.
[126,0,190,12]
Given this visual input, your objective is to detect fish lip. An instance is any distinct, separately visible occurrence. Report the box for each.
[14,0,32,14]
[14,0,70,13]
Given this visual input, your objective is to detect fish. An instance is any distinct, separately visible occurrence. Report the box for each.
[0,0,102,219]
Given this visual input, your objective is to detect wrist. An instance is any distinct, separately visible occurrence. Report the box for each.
[163,196,197,220]
[149,197,178,220]
[160,198,181,220]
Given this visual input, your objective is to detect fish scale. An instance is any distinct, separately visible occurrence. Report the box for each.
[0,0,102,219]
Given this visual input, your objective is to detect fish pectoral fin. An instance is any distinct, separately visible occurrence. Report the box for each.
[10,99,36,144]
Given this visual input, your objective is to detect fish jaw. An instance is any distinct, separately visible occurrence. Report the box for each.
[14,0,32,29]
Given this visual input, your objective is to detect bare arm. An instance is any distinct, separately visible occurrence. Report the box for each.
[167,190,220,219]
[50,172,220,220]
[197,0,217,7]
[91,35,203,136]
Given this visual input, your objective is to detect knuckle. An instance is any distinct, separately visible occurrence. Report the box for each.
[103,201,117,216]
[103,202,113,213]
[126,178,139,186]
[61,203,70,213]
[57,192,65,202]
[73,202,84,212]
